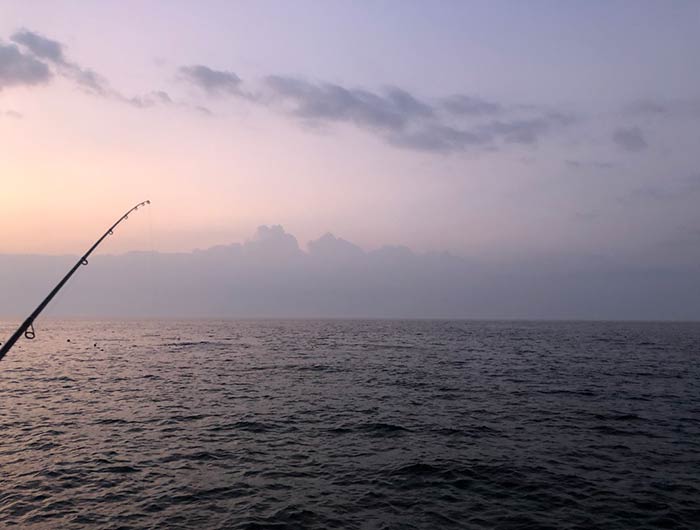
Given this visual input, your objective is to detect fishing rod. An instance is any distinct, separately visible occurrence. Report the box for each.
[0,200,151,362]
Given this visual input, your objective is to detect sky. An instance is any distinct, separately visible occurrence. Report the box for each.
[1,2,700,318]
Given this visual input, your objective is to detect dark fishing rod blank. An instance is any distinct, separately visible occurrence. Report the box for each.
[0,201,151,361]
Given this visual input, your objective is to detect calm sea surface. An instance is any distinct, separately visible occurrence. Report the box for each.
[1,319,699,529]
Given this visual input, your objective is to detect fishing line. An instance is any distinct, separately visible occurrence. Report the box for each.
[147,202,158,316]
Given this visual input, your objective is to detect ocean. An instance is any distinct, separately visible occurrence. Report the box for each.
[1,319,698,529]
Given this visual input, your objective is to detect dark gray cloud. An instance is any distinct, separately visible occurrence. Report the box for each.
[476,112,574,146]
[613,126,647,152]
[176,63,573,153]
[70,67,109,95]
[11,29,110,95]
[10,29,65,63]
[625,99,700,118]
[627,100,669,116]
[7,29,182,110]
[386,87,434,119]
[387,124,490,152]
[573,211,599,222]
[566,159,614,170]
[264,76,426,131]
[126,90,174,108]
[263,75,570,152]
[4,29,576,153]
[480,118,550,145]
[441,94,502,116]
[621,174,700,204]
[0,42,51,90]
[179,65,243,95]
[624,186,676,202]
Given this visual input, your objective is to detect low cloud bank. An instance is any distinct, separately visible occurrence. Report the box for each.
[1,226,699,321]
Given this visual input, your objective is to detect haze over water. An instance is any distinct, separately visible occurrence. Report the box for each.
[1,319,698,529]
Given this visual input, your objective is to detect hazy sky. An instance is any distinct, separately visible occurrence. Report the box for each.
[1,1,699,266]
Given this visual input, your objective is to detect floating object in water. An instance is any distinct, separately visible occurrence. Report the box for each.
[0,201,151,362]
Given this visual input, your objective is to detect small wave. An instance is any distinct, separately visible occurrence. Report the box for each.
[99,465,139,474]
[93,418,133,425]
[359,422,410,435]
[390,462,443,476]
[192,420,276,434]
[592,425,649,436]
[328,422,410,437]
[297,364,343,373]
[593,412,643,421]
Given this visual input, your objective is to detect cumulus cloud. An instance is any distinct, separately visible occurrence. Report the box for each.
[613,126,647,152]
[243,225,303,261]
[0,41,51,90]
[2,225,699,320]
[307,233,365,261]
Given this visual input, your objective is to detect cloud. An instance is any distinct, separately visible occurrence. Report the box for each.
[0,42,51,90]
[624,187,675,202]
[125,90,174,108]
[625,99,700,119]
[179,65,243,95]
[566,159,614,170]
[264,76,427,132]
[2,109,23,119]
[175,61,574,154]
[10,29,110,95]
[387,124,490,152]
[243,225,303,261]
[307,233,365,261]
[3,225,700,319]
[441,94,502,116]
[621,174,700,204]
[613,126,647,152]
[4,28,575,151]
[386,87,434,119]
[480,118,550,145]
[573,211,599,222]
[7,29,184,111]
[263,75,571,152]
[10,29,65,63]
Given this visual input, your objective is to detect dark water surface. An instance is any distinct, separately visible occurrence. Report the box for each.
[1,319,699,529]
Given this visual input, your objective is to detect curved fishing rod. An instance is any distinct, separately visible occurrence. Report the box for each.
[0,200,151,362]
